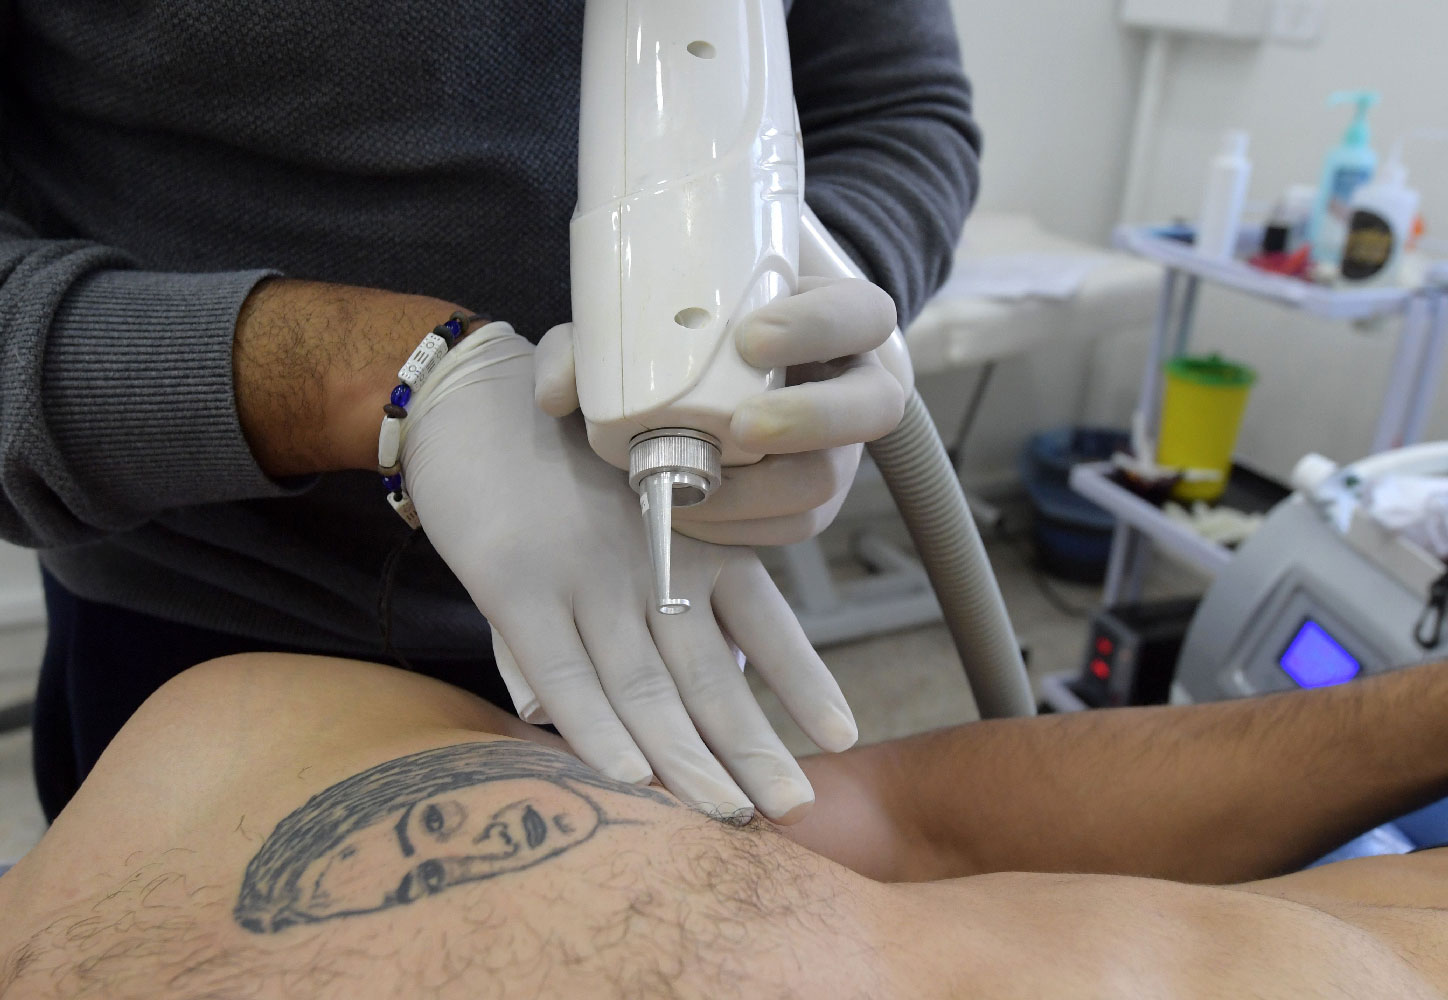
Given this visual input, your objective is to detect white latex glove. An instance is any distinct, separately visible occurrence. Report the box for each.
[401,324,859,823]
[535,277,905,546]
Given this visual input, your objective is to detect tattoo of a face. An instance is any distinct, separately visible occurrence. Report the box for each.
[233,742,674,934]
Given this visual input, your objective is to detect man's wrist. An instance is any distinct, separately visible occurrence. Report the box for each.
[234,279,469,477]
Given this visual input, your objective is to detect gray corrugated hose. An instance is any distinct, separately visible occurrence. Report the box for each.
[867,391,1037,719]
[800,207,1034,719]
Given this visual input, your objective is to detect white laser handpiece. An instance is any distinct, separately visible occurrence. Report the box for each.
[571,0,801,613]
[568,0,1034,719]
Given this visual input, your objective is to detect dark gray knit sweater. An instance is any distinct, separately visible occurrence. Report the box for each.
[0,0,980,655]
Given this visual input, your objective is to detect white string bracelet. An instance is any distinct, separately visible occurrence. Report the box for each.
[376,312,487,527]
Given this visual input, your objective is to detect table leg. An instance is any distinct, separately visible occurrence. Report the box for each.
[1101,523,1134,609]
[1120,529,1150,604]
[1137,269,1181,447]
[1173,275,1200,358]
[1402,293,1448,446]
[1102,521,1152,609]
[1103,524,1150,608]
[1372,293,1431,453]
[950,361,998,482]
[1102,268,1180,607]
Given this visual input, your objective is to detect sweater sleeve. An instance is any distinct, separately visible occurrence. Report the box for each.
[788,0,981,326]
[0,209,292,548]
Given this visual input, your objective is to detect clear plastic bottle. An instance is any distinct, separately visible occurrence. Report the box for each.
[1195,130,1252,260]
[1307,91,1380,264]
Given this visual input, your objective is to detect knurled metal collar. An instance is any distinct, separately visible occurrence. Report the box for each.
[628,429,722,495]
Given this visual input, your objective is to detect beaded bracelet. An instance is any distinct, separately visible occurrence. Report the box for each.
[377,311,486,527]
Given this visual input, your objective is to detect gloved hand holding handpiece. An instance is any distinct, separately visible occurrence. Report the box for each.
[536,277,904,548]
[399,302,903,823]
[402,277,903,827]
[401,0,908,822]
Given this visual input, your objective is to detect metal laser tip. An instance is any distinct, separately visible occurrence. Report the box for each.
[641,473,690,615]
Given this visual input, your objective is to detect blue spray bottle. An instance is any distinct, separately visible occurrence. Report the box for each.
[1308,90,1380,263]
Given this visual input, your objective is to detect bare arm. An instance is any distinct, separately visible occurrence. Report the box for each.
[232,279,470,477]
[784,662,1448,884]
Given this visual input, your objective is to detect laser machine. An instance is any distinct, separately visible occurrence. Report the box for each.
[1175,442,1448,702]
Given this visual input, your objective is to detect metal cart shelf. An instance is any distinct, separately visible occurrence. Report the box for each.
[1088,226,1448,607]
[1070,462,1232,579]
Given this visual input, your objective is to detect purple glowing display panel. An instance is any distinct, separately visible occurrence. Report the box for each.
[1279,620,1361,689]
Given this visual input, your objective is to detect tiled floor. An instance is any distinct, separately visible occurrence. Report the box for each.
[0,512,1192,864]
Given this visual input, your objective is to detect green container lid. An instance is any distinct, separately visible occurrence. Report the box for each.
[1165,353,1256,388]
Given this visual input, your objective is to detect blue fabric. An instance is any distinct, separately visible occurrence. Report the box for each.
[1311,824,1417,867]
[1310,796,1448,867]
[1393,796,1448,850]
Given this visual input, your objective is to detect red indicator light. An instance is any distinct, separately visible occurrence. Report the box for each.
[1095,636,1114,656]
[1090,659,1111,680]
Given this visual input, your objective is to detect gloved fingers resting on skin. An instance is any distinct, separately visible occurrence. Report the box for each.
[490,629,544,724]
[495,586,807,822]
[638,592,814,824]
[488,609,654,786]
[709,553,857,755]
[575,603,769,823]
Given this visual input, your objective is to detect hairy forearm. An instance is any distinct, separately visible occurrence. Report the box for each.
[801,662,1448,884]
[233,279,467,476]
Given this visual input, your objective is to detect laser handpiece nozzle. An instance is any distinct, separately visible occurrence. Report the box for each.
[628,430,721,615]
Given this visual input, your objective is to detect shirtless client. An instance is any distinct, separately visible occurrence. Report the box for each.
[3,653,1448,998]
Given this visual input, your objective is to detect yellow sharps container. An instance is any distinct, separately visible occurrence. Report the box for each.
[1156,354,1256,502]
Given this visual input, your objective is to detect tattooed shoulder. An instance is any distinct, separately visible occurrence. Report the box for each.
[1,740,877,1000]
[233,741,675,934]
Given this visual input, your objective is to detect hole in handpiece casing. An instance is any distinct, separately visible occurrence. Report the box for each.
[686,40,716,59]
[673,307,711,329]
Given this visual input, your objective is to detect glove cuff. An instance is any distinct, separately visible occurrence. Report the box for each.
[376,318,515,527]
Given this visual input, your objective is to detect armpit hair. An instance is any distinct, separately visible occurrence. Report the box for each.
[561,810,878,999]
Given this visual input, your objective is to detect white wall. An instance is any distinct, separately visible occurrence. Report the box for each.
[1136,1,1448,476]
[947,0,1448,486]
[943,0,1149,484]
[953,0,1144,243]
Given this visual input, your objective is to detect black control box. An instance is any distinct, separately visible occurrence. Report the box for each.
[1073,597,1201,708]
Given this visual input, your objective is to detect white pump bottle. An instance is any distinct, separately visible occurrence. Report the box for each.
[1195,130,1252,260]
[1339,132,1441,286]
